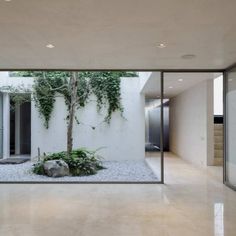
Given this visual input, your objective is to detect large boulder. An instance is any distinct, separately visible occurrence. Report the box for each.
[43,160,70,177]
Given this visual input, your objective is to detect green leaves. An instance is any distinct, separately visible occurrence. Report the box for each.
[32,148,105,176]
[81,71,137,123]
[14,71,137,128]
[33,76,57,129]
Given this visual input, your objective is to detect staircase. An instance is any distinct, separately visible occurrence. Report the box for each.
[214,124,223,166]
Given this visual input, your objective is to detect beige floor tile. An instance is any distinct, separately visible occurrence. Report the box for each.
[0,154,235,236]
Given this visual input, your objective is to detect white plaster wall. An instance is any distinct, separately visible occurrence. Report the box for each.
[169,80,214,167]
[0,74,34,89]
[214,75,223,116]
[31,77,145,161]
[139,72,152,91]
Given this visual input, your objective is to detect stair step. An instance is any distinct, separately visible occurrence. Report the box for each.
[215,149,223,157]
[214,130,223,136]
[214,136,223,143]
[214,142,223,147]
[214,124,224,166]
[214,124,223,129]
[214,158,223,166]
[215,143,223,150]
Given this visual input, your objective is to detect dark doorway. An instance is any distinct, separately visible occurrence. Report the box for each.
[145,98,169,152]
[10,97,31,156]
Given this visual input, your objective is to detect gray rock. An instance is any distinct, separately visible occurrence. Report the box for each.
[43,160,69,177]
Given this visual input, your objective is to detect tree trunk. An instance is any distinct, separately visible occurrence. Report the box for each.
[67,72,78,156]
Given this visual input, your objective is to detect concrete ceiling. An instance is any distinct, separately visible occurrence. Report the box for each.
[142,72,222,98]
[0,0,236,69]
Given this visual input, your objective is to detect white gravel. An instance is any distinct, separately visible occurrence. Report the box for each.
[0,160,158,182]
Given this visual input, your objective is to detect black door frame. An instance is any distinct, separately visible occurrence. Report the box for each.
[0,68,229,185]
[0,92,3,159]
[223,66,236,191]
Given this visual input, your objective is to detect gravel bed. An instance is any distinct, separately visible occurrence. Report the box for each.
[0,160,158,182]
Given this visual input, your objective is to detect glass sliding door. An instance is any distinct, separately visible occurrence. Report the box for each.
[0,93,2,158]
[225,67,236,189]
[0,71,164,183]
[144,72,164,182]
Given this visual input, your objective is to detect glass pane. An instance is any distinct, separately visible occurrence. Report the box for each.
[163,72,221,172]
[226,68,236,186]
[0,71,162,182]
[0,93,2,158]
[142,72,162,181]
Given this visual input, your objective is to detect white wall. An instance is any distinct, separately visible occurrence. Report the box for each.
[31,77,145,161]
[169,80,214,167]
[0,73,34,89]
[139,72,152,91]
[214,75,223,116]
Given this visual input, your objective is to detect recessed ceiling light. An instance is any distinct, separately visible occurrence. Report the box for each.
[157,43,166,48]
[178,79,183,82]
[168,86,173,89]
[46,44,55,49]
[181,54,196,59]
[4,0,11,2]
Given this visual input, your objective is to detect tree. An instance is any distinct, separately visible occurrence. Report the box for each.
[9,71,137,156]
[67,72,78,154]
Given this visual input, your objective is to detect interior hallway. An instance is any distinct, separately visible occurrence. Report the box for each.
[146,152,223,183]
[0,155,235,236]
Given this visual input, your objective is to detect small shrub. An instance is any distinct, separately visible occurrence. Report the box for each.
[32,162,45,175]
[32,148,105,176]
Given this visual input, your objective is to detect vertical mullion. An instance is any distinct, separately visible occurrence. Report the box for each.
[223,71,227,184]
[160,71,164,183]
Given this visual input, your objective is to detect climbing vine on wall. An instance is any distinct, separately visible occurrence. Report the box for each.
[13,71,137,128]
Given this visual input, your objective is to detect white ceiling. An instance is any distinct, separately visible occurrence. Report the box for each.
[0,0,236,69]
[142,72,222,98]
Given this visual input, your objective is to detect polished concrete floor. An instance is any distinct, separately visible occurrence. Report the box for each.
[0,154,235,236]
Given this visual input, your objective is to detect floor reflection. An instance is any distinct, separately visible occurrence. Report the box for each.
[214,203,224,236]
